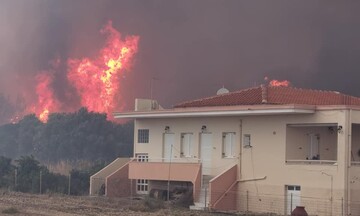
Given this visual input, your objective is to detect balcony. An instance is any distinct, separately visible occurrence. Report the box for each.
[286,124,338,165]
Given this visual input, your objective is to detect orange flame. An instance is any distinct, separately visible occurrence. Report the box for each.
[30,21,139,122]
[35,72,59,122]
[67,21,139,118]
[269,79,291,87]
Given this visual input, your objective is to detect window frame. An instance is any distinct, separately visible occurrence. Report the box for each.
[138,129,149,143]
[136,154,149,194]
[180,133,194,158]
[243,134,251,148]
[222,132,236,158]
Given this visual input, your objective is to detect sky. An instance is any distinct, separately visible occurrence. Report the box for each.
[1,0,360,110]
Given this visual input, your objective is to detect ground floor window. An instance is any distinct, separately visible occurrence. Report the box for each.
[136,179,149,194]
[136,154,149,194]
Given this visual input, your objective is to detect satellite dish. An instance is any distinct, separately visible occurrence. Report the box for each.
[217,87,229,95]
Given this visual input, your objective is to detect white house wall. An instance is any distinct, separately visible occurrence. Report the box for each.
[132,109,360,215]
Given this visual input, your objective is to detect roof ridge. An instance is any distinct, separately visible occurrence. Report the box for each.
[174,85,261,107]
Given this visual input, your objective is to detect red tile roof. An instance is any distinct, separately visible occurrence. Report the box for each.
[174,86,360,108]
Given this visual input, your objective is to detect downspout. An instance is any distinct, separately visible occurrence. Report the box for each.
[133,119,137,158]
[239,120,243,180]
[346,109,352,215]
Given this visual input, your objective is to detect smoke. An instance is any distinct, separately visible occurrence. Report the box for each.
[1,0,360,122]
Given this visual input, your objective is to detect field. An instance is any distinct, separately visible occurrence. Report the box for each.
[0,191,232,216]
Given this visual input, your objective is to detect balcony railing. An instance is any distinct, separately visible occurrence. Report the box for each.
[286,160,337,165]
[351,161,360,166]
[132,157,201,163]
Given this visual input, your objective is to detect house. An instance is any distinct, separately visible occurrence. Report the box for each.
[94,85,360,215]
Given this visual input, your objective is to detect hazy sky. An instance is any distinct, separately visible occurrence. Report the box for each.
[1,0,360,109]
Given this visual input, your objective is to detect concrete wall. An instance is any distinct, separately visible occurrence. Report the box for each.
[90,158,130,196]
[105,163,135,198]
[132,109,360,215]
[134,117,240,177]
[286,126,337,161]
[128,161,201,200]
[209,164,237,211]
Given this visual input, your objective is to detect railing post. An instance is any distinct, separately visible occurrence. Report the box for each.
[291,193,293,214]
[246,190,249,212]
[205,186,207,209]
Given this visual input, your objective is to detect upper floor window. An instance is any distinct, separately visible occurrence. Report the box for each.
[243,134,251,148]
[181,133,193,158]
[138,129,149,143]
[222,132,236,158]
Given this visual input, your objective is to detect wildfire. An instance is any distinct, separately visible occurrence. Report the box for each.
[35,72,59,122]
[67,21,139,118]
[31,21,139,122]
[269,79,291,87]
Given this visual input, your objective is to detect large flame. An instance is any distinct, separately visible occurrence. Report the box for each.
[67,21,139,118]
[269,79,291,87]
[30,21,139,122]
[35,72,60,122]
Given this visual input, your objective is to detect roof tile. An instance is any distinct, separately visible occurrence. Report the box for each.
[174,86,360,108]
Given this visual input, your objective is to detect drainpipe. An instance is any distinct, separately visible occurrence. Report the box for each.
[346,109,352,215]
[239,120,243,180]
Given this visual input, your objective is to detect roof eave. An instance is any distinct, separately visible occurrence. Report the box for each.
[113,104,315,119]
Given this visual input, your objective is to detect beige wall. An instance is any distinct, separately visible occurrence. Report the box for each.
[132,109,360,215]
[134,117,239,177]
[286,126,337,161]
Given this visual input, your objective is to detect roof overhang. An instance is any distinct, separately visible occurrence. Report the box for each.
[113,104,315,119]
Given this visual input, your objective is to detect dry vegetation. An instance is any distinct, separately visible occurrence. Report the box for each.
[0,190,234,216]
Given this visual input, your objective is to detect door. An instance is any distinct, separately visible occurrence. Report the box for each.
[286,185,301,215]
[309,134,320,159]
[200,133,213,175]
[163,133,175,162]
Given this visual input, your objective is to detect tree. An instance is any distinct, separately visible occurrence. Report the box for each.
[0,156,14,187]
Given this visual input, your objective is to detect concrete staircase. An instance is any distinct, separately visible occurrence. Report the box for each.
[190,175,212,210]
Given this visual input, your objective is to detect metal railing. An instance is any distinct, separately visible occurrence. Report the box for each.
[130,157,202,163]
[286,160,337,165]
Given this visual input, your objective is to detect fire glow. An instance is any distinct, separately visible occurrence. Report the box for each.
[34,21,139,122]
[269,79,291,87]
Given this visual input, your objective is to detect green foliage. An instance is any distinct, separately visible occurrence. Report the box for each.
[0,156,14,187]
[0,155,104,195]
[69,161,106,195]
[15,155,42,193]
[0,107,133,163]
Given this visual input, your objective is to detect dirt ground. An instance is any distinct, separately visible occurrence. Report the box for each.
[0,191,233,216]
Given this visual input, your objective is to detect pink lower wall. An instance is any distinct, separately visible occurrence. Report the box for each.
[105,163,135,197]
[209,164,237,211]
[129,162,201,200]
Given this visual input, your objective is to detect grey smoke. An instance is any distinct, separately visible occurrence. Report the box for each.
[1,0,360,111]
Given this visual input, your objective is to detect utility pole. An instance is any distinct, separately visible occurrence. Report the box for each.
[68,173,71,195]
[39,170,42,194]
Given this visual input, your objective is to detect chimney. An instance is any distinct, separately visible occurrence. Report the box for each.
[261,84,268,104]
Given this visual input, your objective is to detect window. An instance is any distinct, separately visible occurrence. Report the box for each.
[136,179,148,194]
[243,134,251,148]
[181,133,193,158]
[136,154,149,162]
[222,132,236,158]
[136,154,149,194]
[138,129,149,143]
